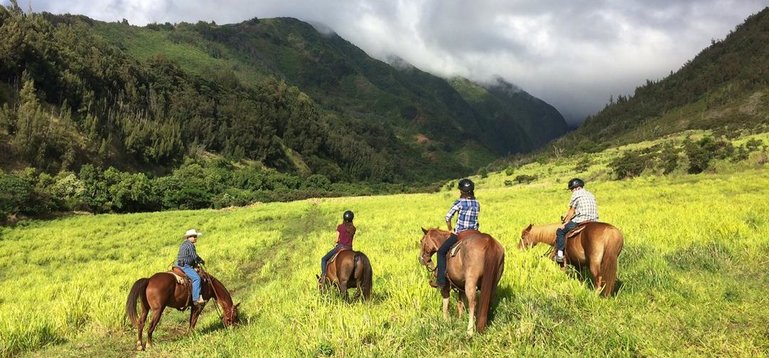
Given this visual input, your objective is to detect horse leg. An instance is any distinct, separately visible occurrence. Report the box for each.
[146,306,165,349]
[589,260,605,295]
[441,286,451,320]
[136,302,149,351]
[189,304,203,330]
[465,280,478,336]
[338,280,349,302]
[354,281,363,301]
[456,291,466,317]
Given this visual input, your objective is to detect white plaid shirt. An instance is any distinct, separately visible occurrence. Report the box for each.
[569,188,598,223]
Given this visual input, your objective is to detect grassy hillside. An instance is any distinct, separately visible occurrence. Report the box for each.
[91,17,568,157]
[1,6,569,184]
[1,131,768,357]
[556,7,769,150]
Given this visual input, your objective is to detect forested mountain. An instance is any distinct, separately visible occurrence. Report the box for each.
[555,7,769,151]
[0,3,568,183]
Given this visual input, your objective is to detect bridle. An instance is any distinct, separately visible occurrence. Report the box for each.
[419,232,438,272]
[519,230,536,249]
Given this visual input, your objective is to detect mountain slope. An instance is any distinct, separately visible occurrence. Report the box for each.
[559,7,769,149]
[0,6,568,183]
[92,17,568,161]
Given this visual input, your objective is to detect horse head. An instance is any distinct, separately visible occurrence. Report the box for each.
[223,302,240,327]
[205,274,239,327]
[518,224,535,249]
[419,227,440,270]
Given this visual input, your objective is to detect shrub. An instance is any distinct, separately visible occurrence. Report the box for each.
[78,164,111,213]
[574,156,592,173]
[303,174,331,190]
[610,150,650,179]
[684,136,733,174]
[212,188,256,208]
[657,143,680,174]
[514,174,537,184]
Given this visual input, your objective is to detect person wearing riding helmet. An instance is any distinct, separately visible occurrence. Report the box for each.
[555,178,599,263]
[319,210,357,282]
[431,178,479,288]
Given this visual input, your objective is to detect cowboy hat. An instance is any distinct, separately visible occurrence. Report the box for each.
[183,229,203,239]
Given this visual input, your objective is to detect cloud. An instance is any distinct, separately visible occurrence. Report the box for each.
[4,0,766,124]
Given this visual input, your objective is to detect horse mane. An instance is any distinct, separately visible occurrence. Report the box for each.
[529,223,559,243]
[207,274,233,307]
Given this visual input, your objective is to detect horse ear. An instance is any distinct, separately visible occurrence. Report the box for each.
[235,302,241,309]
[525,224,533,232]
[421,227,428,234]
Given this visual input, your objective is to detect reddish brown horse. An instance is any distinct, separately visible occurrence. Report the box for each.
[419,228,505,335]
[317,250,373,302]
[519,222,624,297]
[126,269,239,351]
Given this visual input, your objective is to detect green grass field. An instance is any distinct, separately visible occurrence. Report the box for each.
[1,134,769,357]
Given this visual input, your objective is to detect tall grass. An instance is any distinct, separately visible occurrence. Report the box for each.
[1,141,769,356]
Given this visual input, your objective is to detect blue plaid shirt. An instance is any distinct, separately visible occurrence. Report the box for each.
[176,240,200,266]
[445,198,480,233]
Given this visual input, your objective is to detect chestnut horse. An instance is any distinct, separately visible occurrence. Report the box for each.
[419,228,505,335]
[519,222,623,297]
[317,250,373,302]
[126,269,239,351]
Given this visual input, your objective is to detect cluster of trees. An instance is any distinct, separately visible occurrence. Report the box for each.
[609,137,766,179]
[0,158,434,221]
[0,4,417,183]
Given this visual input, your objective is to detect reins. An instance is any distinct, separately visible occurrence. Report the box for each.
[201,265,224,320]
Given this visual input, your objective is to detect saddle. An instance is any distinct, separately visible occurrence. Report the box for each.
[327,247,352,266]
[566,222,595,240]
[170,267,191,285]
[448,230,481,257]
[169,267,203,310]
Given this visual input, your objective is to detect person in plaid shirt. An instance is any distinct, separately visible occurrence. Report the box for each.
[431,178,479,288]
[555,178,599,263]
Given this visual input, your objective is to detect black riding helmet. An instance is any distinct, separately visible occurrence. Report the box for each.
[343,210,354,222]
[458,178,475,193]
[567,178,585,190]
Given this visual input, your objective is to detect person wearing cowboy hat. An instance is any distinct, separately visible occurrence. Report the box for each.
[176,229,206,305]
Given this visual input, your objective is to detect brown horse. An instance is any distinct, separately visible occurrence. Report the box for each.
[125,269,239,351]
[519,222,624,297]
[317,250,373,302]
[419,228,505,335]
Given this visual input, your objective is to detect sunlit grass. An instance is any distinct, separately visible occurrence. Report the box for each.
[1,134,769,356]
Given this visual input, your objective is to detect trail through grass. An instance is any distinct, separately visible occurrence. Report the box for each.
[2,155,769,356]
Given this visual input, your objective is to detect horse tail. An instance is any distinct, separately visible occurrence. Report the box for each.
[476,238,504,333]
[355,252,373,301]
[126,277,149,327]
[600,226,624,297]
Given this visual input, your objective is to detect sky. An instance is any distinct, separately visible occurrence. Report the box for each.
[3,0,767,124]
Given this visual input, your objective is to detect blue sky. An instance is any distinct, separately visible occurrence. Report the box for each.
[3,0,766,123]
